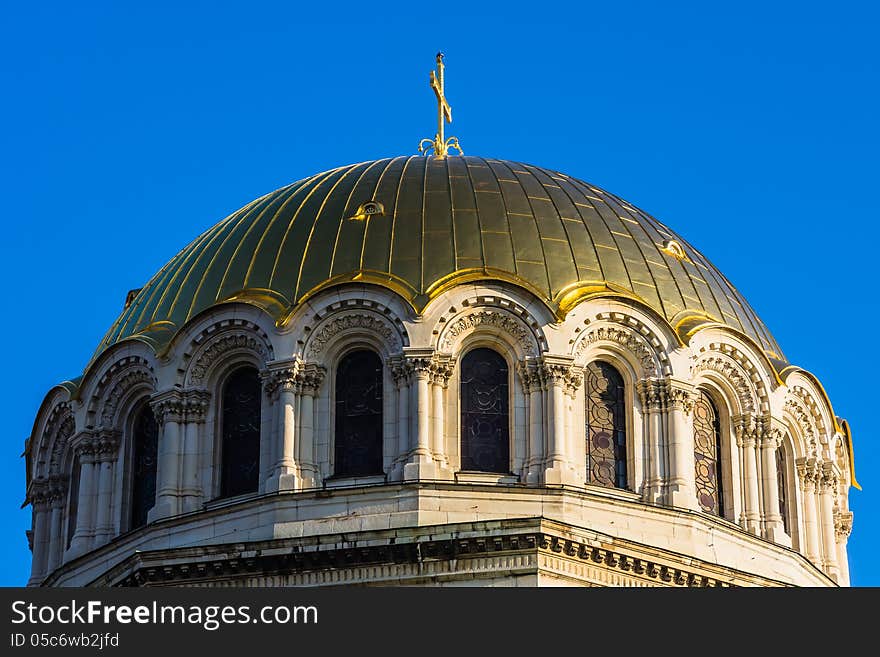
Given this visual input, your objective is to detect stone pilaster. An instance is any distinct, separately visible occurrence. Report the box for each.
[637,379,666,504]
[389,356,413,480]
[540,355,579,486]
[26,479,51,585]
[818,462,840,582]
[664,380,698,510]
[45,475,68,575]
[180,389,210,511]
[67,432,99,558]
[296,363,326,488]
[759,425,786,542]
[834,510,853,587]
[402,348,442,480]
[429,354,453,470]
[264,359,302,492]
[92,429,120,545]
[796,457,821,565]
[734,414,761,534]
[149,391,185,521]
[518,360,545,485]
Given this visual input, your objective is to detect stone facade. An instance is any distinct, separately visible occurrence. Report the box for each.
[24,283,855,587]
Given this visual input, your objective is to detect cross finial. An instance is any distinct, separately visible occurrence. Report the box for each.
[418,52,463,158]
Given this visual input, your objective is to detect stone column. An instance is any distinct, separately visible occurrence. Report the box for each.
[734,415,761,534]
[541,356,578,486]
[796,457,821,565]
[45,476,68,574]
[818,463,840,581]
[92,430,120,545]
[266,359,301,492]
[759,427,785,542]
[389,358,411,480]
[259,372,279,491]
[180,390,210,512]
[430,355,453,473]
[518,361,544,485]
[834,510,853,587]
[27,480,50,585]
[637,379,665,504]
[664,380,698,510]
[67,435,99,557]
[149,391,184,521]
[297,363,325,489]
[403,348,440,480]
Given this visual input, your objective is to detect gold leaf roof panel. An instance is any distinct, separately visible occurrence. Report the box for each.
[96,156,783,359]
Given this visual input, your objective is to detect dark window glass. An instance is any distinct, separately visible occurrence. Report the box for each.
[693,391,724,516]
[220,367,261,497]
[585,361,627,489]
[66,456,80,548]
[130,405,159,529]
[460,348,509,473]
[334,350,383,477]
[777,444,789,535]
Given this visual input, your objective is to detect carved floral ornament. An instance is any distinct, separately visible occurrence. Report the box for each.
[99,368,156,425]
[189,333,270,387]
[438,310,538,357]
[263,360,326,396]
[305,312,402,360]
[693,356,757,414]
[573,324,659,378]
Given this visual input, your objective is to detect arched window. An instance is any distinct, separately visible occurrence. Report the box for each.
[777,444,789,535]
[460,348,509,473]
[693,391,724,516]
[334,350,383,477]
[585,361,627,489]
[130,404,159,530]
[66,456,80,548]
[220,367,261,498]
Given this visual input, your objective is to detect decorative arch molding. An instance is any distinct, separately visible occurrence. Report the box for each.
[33,402,75,481]
[570,313,666,379]
[693,353,759,415]
[789,385,833,442]
[303,308,407,361]
[783,396,818,458]
[431,294,548,354]
[184,319,275,387]
[86,356,157,428]
[694,342,770,412]
[435,307,541,358]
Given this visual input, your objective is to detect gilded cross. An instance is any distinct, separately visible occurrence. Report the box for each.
[419,52,463,158]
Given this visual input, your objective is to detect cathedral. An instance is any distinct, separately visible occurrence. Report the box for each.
[24,56,856,587]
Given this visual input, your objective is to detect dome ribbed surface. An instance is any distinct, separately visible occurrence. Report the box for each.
[98,156,782,358]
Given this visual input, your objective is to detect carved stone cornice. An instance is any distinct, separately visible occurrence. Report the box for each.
[834,511,853,542]
[664,380,695,414]
[636,379,667,411]
[150,390,186,424]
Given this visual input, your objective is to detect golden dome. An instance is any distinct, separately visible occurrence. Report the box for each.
[98,156,782,359]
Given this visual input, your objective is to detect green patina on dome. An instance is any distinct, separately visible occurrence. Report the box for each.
[97,156,783,359]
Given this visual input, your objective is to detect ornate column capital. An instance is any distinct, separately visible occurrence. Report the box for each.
[796,456,820,491]
[47,474,69,506]
[517,359,545,393]
[820,461,840,492]
[403,347,435,380]
[760,424,785,449]
[28,478,51,509]
[388,355,413,388]
[71,430,99,461]
[150,390,186,424]
[263,358,302,396]
[94,428,121,462]
[733,414,759,448]
[636,378,667,411]
[181,389,211,423]
[664,379,696,414]
[834,510,853,542]
[430,354,454,387]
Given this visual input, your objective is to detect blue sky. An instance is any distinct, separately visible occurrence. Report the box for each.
[1,1,877,585]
